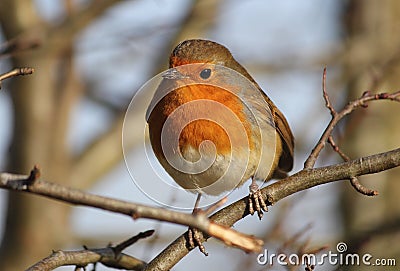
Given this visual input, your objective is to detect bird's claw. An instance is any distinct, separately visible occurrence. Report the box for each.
[187,227,208,256]
[249,188,268,220]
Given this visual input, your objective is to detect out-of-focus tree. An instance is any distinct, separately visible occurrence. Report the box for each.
[341,0,400,268]
[0,0,221,269]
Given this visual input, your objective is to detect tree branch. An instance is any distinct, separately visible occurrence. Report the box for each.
[304,69,400,196]
[0,67,34,88]
[328,135,378,196]
[26,229,154,271]
[0,168,264,255]
[27,249,143,271]
[145,147,400,270]
[1,147,399,270]
[304,70,400,169]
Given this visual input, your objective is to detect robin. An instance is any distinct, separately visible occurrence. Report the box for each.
[146,39,294,254]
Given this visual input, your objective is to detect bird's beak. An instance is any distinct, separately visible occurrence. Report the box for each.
[162,68,188,80]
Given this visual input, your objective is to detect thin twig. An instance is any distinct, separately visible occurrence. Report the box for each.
[304,71,400,169]
[322,67,336,116]
[27,164,41,184]
[0,67,34,88]
[113,230,155,256]
[349,177,378,196]
[328,135,349,160]
[328,136,378,196]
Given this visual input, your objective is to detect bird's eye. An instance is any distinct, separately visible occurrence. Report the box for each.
[199,68,211,79]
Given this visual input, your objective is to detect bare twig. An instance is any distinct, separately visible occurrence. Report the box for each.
[304,70,400,169]
[304,71,399,196]
[328,136,378,196]
[348,176,378,196]
[27,164,41,184]
[113,230,155,256]
[328,135,349,161]
[0,67,34,88]
[322,67,336,116]
[27,249,143,271]
[29,231,156,270]
[0,169,263,255]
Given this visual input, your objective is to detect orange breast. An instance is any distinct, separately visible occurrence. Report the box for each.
[161,84,253,155]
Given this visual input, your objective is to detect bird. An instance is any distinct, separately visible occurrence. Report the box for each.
[146,39,294,254]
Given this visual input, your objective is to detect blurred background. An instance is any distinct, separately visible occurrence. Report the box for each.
[0,0,400,270]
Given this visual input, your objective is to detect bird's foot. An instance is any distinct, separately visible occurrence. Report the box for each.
[187,227,208,256]
[185,194,209,256]
[248,182,268,220]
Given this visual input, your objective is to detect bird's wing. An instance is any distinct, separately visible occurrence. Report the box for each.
[263,93,294,173]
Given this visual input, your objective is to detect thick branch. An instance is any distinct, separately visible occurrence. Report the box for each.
[1,148,399,270]
[146,147,400,270]
[0,170,263,254]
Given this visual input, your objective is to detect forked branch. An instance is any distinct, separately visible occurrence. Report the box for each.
[304,68,400,195]
[26,230,154,271]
